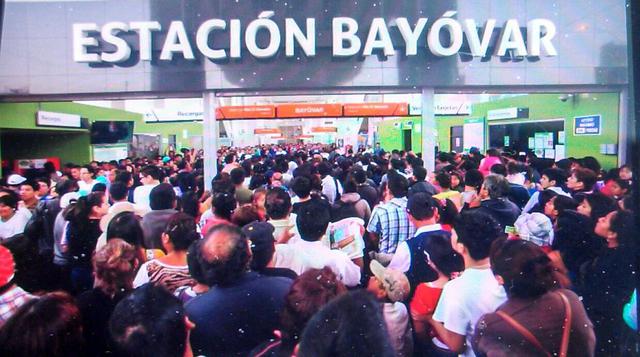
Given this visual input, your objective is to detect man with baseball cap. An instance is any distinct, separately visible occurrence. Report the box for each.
[5,174,26,193]
[242,221,297,280]
[368,260,413,357]
[387,192,450,287]
[0,245,34,327]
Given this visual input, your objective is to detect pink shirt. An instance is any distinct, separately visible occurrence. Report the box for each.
[478,156,502,176]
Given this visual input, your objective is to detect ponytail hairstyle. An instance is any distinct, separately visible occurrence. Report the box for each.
[66,192,105,230]
[213,192,237,222]
[163,212,200,251]
[490,239,560,299]
[438,198,459,227]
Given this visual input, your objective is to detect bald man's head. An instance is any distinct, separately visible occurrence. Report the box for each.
[199,224,251,286]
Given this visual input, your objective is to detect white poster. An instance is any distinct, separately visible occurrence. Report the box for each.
[16,158,49,169]
[463,118,485,152]
[93,145,129,162]
[555,145,565,160]
[544,149,555,159]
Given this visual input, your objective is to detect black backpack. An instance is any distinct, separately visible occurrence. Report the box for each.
[332,176,342,202]
[23,198,60,258]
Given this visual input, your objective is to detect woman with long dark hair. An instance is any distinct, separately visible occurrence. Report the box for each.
[411,233,464,357]
[64,191,109,294]
[473,240,595,356]
[133,212,198,293]
[576,192,617,222]
[579,209,637,355]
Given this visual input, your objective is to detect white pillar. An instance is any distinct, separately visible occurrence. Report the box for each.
[618,89,629,166]
[421,88,436,173]
[203,92,219,191]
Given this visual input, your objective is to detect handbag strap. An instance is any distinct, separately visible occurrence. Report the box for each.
[557,292,572,357]
[495,311,551,357]
[495,291,573,357]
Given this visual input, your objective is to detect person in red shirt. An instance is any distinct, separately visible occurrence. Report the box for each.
[410,233,464,356]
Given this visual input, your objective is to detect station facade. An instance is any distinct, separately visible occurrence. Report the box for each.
[0,0,631,184]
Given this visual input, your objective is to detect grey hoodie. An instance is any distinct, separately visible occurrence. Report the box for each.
[338,192,372,224]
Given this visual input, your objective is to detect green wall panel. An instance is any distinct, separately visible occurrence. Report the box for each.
[134,120,203,151]
[376,116,462,154]
[470,93,619,169]
[0,102,205,164]
[1,132,91,165]
[377,118,407,152]
[0,102,142,164]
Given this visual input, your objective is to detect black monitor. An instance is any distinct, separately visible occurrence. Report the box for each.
[90,121,134,144]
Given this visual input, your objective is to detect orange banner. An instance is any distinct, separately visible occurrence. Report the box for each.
[277,103,342,118]
[311,126,338,133]
[254,128,281,134]
[216,105,275,120]
[343,102,408,117]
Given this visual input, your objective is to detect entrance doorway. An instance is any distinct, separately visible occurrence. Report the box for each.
[450,125,463,153]
[402,129,412,152]
[279,125,303,144]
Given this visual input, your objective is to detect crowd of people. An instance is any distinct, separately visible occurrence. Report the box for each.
[0,142,637,356]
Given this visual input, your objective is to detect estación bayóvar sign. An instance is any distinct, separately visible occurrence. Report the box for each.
[0,0,629,96]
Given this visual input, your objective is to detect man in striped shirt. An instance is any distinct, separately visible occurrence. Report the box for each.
[367,171,415,255]
[0,246,34,327]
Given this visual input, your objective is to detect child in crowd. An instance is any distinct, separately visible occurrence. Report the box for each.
[367,260,413,357]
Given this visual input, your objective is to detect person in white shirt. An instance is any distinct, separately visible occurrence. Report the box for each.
[133,165,161,211]
[380,158,411,185]
[221,153,240,174]
[265,187,298,243]
[523,168,571,213]
[318,162,342,204]
[428,210,507,357]
[77,165,98,194]
[0,194,32,241]
[283,198,360,287]
[95,182,145,251]
[387,193,450,287]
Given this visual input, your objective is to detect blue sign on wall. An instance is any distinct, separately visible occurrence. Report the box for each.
[574,115,601,135]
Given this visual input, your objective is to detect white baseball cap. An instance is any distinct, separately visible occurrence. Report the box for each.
[6,174,26,186]
[60,192,80,209]
[370,260,410,302]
